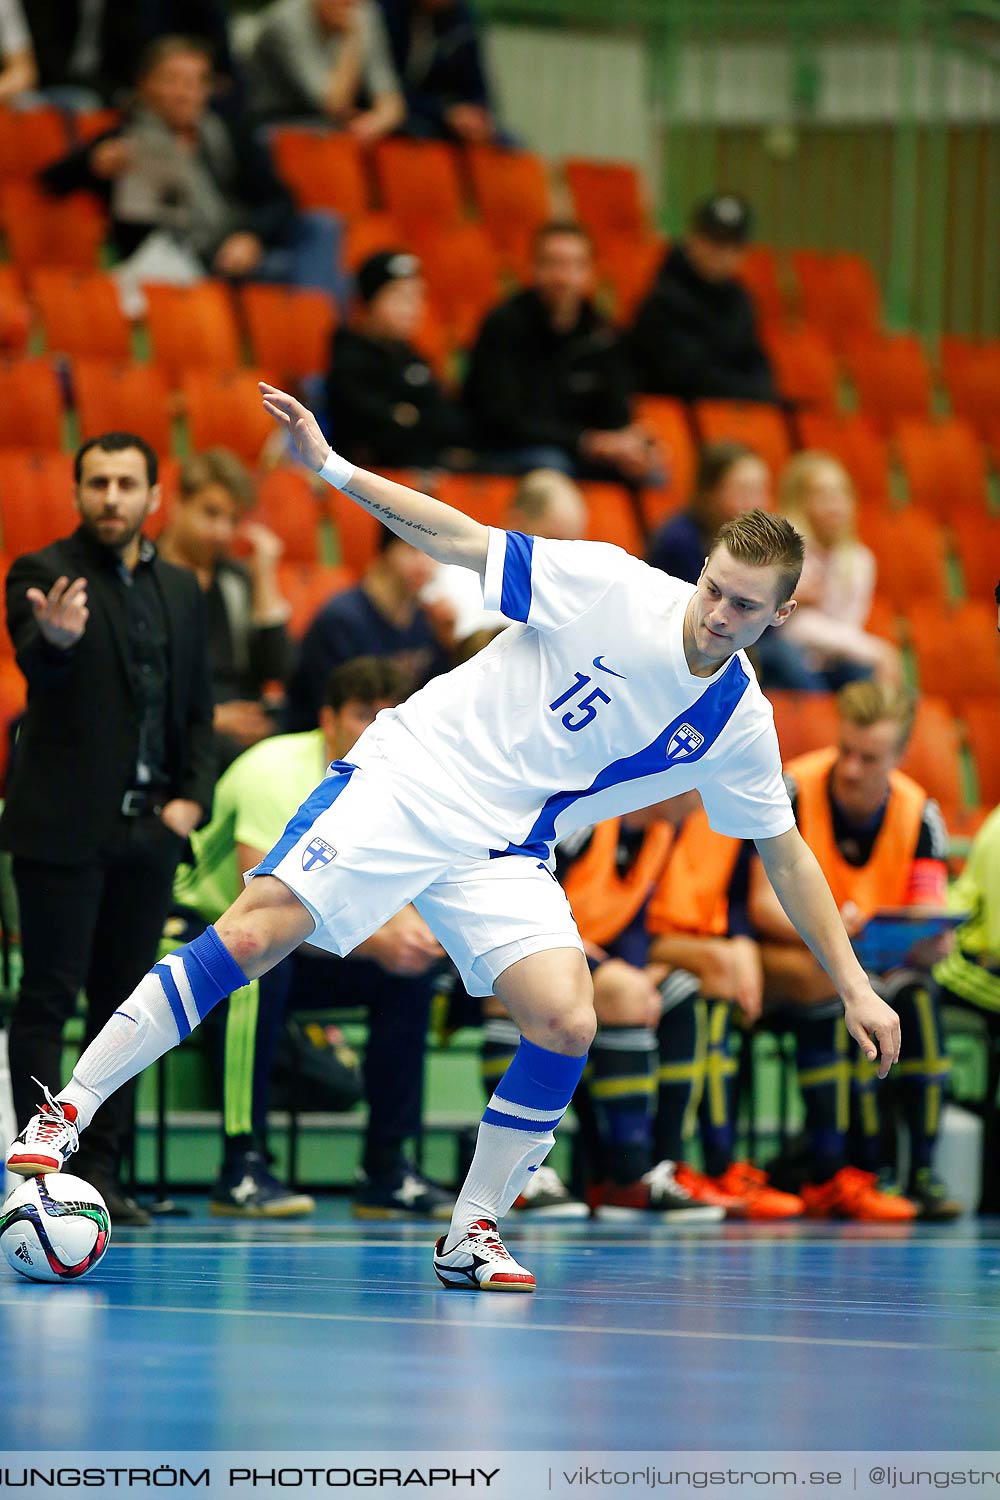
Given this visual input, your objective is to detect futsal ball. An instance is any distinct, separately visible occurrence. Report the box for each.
[1,1173,111,1282]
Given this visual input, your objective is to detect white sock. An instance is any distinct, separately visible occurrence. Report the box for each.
[444,1036,586,1251]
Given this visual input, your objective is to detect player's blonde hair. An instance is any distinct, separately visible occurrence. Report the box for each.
[713,508,804,603]
[837,680,915,751]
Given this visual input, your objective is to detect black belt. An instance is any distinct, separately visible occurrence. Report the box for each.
[120,787,169,818]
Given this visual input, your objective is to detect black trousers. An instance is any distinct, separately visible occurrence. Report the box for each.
[9,816,183,1177]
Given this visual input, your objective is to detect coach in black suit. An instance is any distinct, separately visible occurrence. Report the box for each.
[2,432,216,1223]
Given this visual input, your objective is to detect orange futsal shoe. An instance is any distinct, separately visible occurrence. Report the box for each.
[800,1166,917,1223]
[711,1161,805,1220]
[673,1162,747,1215]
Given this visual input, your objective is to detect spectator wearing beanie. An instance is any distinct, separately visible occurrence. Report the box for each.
[629,192,779,404]
[325,249,472,470]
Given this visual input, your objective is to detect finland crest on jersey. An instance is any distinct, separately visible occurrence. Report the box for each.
[666,724,704,760]
[302,837,337,871]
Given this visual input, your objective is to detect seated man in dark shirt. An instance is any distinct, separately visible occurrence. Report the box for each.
[630,192,778,404]
[156,449,291,768]
[283,524,448,731]
[380,0,504,144]
[326,249,470,470]
[464,220,661,482]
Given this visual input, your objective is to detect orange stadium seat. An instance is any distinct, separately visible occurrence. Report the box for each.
[74,109,121,143]
[796,412,891,508]
[0,359,64,448]
[844,335,933,434]
[241,284,336,384]
[941,343,1000,439]
[0,450,76,555]
[416,224,501,348]
[900,697,964,827]
[434,473,515,529]
[582,482,644,556]
[693,400,792,481]
[765,327,839,414]
[907,602,1000,703]
[0,264,30,353]
[31,269,131,360]
[328,488,381,575]
[951,511,1000,604]
[598,236,663,325]
[564,158,650,250]
[145,282,242,381]
[768,690,840,763]
[737,247,788,328]
[1,182,106,273]
[466,145,551,274]
[894,417,988,521]
[342,212,407,272]
[860,510,949,611]
[278,561,354,637]
[0,657,26,789]
[961,698,1000,810]
[374,139,464,241]
[634,396,696,530]
[180,369,274,465]
[792,250,881,349]
[257,466,322,565]
[270,129,371,216]
[72,358,173,454]
[0,106,67,178]
[864,594,900,644]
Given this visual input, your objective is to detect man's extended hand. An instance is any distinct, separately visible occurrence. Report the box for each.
[843,983,901,1079]
[26,576,89,649]
[259,383,329,472]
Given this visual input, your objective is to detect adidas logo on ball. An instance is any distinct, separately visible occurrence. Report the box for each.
[14,1242,32,1264]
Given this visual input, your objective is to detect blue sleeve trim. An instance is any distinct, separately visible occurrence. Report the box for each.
[500,531,534,623]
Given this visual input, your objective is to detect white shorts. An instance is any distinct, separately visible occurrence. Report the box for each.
[249,759,584,997]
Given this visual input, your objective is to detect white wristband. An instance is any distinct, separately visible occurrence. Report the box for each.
[318,447,355,490]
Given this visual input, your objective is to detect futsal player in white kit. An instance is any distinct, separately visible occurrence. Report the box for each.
[8,383,901,1292]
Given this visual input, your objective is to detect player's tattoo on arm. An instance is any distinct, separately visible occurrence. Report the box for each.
[342,485,439,538]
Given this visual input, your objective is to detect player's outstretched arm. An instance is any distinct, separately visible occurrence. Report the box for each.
[754,825,901,1078]
[260,382,488,577]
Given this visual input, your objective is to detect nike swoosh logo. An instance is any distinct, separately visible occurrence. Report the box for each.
[593,656,627,679]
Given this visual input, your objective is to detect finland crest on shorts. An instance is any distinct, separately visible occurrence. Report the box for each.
[665,723,704,760]
[302,837,337,871]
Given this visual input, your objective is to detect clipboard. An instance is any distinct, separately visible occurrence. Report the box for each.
[852,906,965,972]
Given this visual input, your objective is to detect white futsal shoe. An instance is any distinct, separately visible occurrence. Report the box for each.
[6,1080,80,1177]
[433,1217,536,1292]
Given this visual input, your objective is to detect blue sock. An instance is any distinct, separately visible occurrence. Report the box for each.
[152,926,250,1040]
[62,926,249,1128]
[448,1037,587,1243]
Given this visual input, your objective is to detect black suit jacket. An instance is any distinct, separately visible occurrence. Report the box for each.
[1,528,217,865]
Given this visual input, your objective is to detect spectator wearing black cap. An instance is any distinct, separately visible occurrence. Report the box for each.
[629,193,779,405]
[464,221,661,482]
[326,249,471,470]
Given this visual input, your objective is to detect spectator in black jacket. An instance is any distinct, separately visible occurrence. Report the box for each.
[629,193,779,404]
[156,449,292,769]
[2,432,216,1225]
[41,36,340,300]
[379,0,503,144]
[326,249,470,469]
[464,221,660,482]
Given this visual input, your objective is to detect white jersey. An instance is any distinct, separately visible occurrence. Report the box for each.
[350,529,794,859]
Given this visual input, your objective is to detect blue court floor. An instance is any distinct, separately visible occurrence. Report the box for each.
[1,1201,999,1453]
